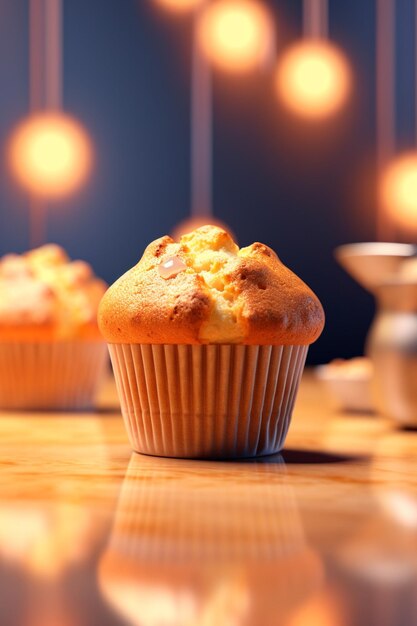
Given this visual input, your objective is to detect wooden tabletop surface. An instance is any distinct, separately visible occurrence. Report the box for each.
[0,371,416,626]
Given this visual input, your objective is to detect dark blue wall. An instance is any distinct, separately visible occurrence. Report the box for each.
[1,0,414,363]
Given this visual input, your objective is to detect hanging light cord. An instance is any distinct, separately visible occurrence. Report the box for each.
[376,0,395,241]
[28,0,63,247]
[303,0,328,39]
[191,1,212,217]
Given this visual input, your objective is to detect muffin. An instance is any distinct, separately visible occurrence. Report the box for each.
[0,244,108,410]
[99,225,324,458]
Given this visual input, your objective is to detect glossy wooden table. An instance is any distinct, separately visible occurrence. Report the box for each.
[0,371,416,626]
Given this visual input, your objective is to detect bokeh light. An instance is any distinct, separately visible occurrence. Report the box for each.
[380,152,417,230]
[8,112,93,198]
[153,0,203,13]
[287,591,344,626]
[197,0,274,73]
[170,216,236,241]
[275,40,352,119]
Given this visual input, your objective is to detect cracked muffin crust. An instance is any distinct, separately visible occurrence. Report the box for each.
[98,225,324,345]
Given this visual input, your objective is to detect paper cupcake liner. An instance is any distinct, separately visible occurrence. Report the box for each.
[0,341,108,410]
[108,343,308,458]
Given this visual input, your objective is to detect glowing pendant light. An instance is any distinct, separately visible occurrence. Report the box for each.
[153,0,203,12]
[8,113,92,200]
[377,0,417,237]
[275,40,351,120]
[274,0,352,119]
[380,152,417,233]
[7,0,93,246]
[196,0,275,74]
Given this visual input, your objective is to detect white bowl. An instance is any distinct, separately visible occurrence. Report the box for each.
[315,361,374,413]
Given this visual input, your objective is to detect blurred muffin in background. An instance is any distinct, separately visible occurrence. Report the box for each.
[0,244,108,410]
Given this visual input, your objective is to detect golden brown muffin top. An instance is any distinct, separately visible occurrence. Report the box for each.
[0,244,106,341]
[98,225,324,345]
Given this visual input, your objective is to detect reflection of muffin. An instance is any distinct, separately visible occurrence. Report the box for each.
[325,436,417,626]
[331,515,417,626]
[0,244,108,409]
[99,225,324,458]
[371,433,417,528]
[0,503,98,578]
[98,454,323,626]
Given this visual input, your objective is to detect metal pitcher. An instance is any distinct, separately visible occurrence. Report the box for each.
[335,242,417,425]
[367,281,417,424]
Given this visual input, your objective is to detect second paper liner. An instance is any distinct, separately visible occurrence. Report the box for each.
[109,343,308,458]
[0,341,108,410]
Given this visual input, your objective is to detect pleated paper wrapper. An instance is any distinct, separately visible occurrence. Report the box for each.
[0,341,108,410]
[109,343,308,458]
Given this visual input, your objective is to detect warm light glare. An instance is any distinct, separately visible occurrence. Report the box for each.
[275,40,352,119]
[8,112,93,198]
[170,216,236,241]
[197,0,274,73]
[380,153,417,230]
[153,0,203,12]
[287,592,344,626]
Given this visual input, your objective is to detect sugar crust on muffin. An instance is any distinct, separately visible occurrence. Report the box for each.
[99,225,324,345]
